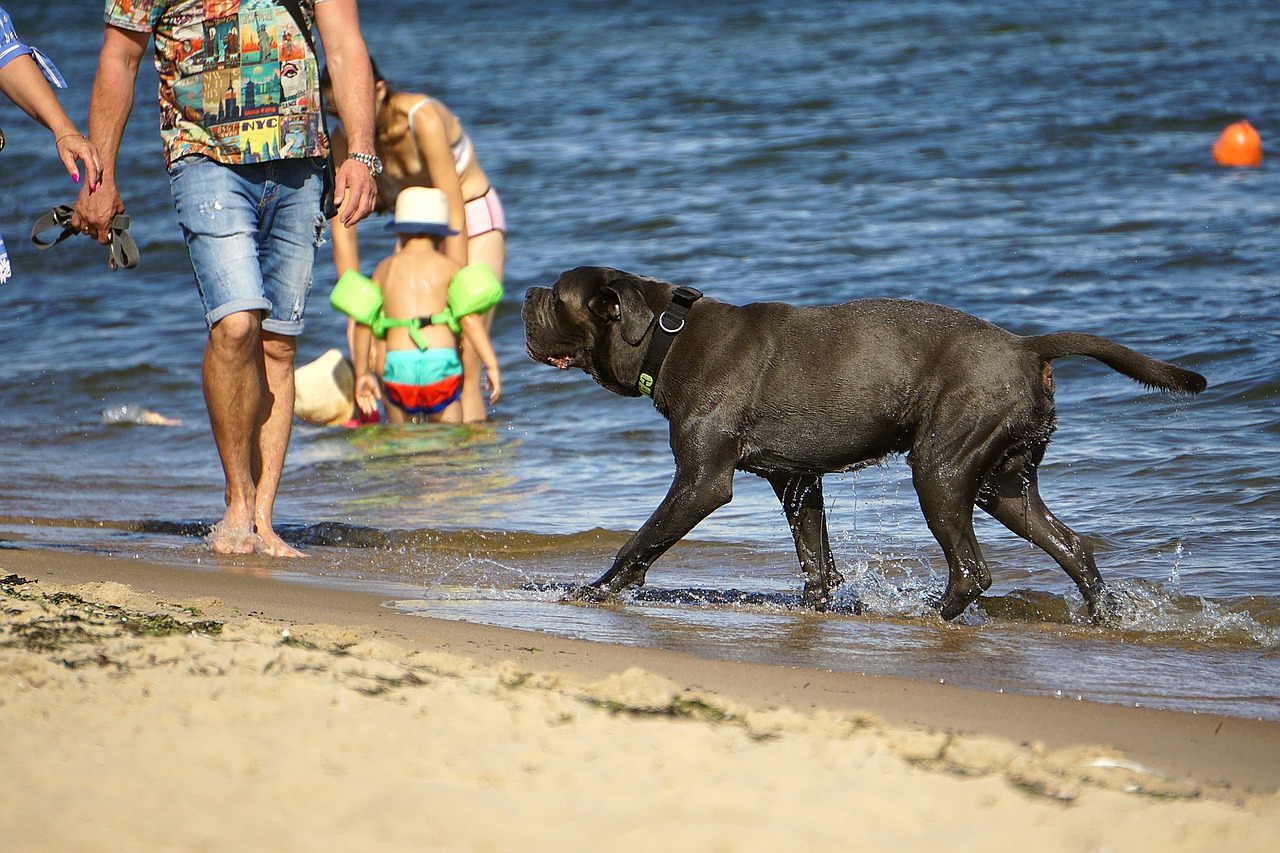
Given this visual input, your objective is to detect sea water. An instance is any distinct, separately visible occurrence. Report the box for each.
[0,0,1276,719]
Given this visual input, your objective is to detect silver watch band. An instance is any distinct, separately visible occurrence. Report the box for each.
[348,151,382,176]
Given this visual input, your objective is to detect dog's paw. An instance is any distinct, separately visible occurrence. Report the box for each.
[1085,585,1122,626]
[562,583,617,604]
[934,590,982,621]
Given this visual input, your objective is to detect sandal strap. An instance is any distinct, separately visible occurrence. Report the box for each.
[30,204,77,249]
[108,214,139,271]
[30,204,140,270]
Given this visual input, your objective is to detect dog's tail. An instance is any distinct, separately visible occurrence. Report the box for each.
[1025,332,1207,393]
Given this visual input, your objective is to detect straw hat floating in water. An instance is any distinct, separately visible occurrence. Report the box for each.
[294,348,357,427]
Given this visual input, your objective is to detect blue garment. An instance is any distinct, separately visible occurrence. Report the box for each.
[167,154,326,335]
[0,6,67,87]
[0,6,67,285]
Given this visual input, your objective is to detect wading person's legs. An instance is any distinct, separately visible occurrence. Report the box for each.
[458,227,506,423]
[203,310,266,554]
[252,331,301,557]
[171,156,323,556]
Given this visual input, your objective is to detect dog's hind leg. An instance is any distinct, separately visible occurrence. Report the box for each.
[769,473,843,610]
[977,470,1115,621]
[913,470,991,620]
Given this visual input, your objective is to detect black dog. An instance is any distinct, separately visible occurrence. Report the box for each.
[522,266,1207,620]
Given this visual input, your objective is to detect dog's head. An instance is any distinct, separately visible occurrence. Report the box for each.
[522,266,672,396]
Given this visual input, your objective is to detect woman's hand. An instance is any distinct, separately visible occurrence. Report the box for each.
[55,132,102,190]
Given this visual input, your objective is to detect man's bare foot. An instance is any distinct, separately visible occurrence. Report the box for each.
[254,528,305,558]
[206,520,256,555]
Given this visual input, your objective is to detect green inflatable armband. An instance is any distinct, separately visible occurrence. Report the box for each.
[329,270,383,327]
[430,263,504,334]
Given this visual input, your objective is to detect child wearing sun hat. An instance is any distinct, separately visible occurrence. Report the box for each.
[339,187,502,423]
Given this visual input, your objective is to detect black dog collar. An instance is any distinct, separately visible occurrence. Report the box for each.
[637,285,702,398]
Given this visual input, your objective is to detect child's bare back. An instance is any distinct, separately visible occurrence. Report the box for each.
[374,242,461,354]
[349,187,502,424]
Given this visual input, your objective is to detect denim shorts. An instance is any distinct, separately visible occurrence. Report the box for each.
[168,155,326,335]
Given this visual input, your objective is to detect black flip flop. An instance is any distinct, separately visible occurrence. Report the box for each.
[31,203,139,271]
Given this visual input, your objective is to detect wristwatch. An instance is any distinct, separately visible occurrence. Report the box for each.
[348,151,383,176]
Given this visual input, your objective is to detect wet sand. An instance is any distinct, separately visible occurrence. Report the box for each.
[1,546,1277,852]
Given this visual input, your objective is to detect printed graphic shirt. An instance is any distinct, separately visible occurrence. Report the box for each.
[103,0,335,166]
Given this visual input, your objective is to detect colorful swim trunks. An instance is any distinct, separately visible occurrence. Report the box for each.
[381,348,463,415]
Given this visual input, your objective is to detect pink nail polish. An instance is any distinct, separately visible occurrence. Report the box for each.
[73,174,80,184]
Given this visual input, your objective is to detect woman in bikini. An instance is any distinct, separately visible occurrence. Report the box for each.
[322,60,506,423]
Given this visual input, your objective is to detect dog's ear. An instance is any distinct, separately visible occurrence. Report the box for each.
[590,283,654,345]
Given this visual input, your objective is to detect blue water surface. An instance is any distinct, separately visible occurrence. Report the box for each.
[0,0,1276,718]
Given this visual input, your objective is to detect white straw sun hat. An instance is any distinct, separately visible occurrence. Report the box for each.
[293,349,356,426]
[386,186,459,236]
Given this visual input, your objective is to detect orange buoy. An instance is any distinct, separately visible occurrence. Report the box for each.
[1213,120,1263,167]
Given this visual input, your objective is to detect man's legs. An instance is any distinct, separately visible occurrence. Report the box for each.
[253,331,301,557]
[203,310,265,554]
[172,155,323,557]
[202,318,302,557]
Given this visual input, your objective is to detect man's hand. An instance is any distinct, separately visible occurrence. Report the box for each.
[71,177,124,245]
[71,25,147,244]
[332,158,377,227]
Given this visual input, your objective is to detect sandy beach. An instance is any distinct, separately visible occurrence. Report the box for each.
[0,545,1277,853]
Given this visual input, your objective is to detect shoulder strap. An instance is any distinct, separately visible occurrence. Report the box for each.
[279,0,337,219]
[406,98,432,126]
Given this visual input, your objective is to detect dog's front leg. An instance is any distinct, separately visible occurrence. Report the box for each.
[768,473,843,610]
[588,439,737,597]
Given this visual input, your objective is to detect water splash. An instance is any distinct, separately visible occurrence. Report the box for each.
[1101,579,1280,647]
[101,403,181,426]
[1169,539,1184,590]
[833,556,943,619]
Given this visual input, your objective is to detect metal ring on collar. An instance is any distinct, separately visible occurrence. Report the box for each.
[659,314,685,334]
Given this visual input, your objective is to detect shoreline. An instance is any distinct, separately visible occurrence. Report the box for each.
[2,544,1278,850]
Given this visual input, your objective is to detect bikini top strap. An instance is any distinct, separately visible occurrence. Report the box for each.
[404,97,435,149]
